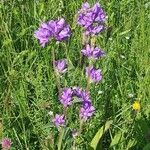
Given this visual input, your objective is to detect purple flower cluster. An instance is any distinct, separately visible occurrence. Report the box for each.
[78,3,105,84]
[33,2,108,145]
[34,23,52,47]
[53,87,95,128]
[81,44,105,59]
[86,66,102,83]
[73,87,95,120]
[55,59,67,74]
[58,87,95,121]
[78,2,106,36]
[80,101,95,120]
[73,87,91,102]
[34,2,107,133]
[34,18,71,47]
[1,138,12,150]
[59,88,73,107]
[53,114,65,127]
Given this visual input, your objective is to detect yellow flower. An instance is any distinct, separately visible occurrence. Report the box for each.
[132,101,140,111]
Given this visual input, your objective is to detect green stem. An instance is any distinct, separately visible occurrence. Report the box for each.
[72,119,84,149]
[86,73,91,92]
[52,48,61,93]
[86,59,92,92]
[63,107,67,118]
[86,36,96,91]
[79,32,89,66]
[72,140,76,150]
[79,119,84,135]
[57,128,65,150]
[90,36,96,48]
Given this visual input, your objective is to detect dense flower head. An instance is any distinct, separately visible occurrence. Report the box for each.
[77,2,106,35]
[85,24,104,35]
[34,22,53,47]
[72,87,83,98]
[78,2,94,28]
[53,114,65,127]
[80,90,91,102]
[55,59,67,74]
[1,138,12,150]
[72,87,91,102]
[59,88,73,107]
[92,3,106,22]
[86,66,102,83]
[81,44,105,59]
[34,18,71,47]
[48,18,71,41]
[80,101,95,120]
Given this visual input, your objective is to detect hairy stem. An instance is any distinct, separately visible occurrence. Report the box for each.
[52,48,61,93]
[86,72,91,91]
[57,128,65,150]
[79,119,84,134]
[86,59,92,91]
[79,32,89,67]
[72,140,76,150]
[86,36,96,91]
[63,107,67,118]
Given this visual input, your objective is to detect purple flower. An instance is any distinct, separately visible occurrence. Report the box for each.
[55,59,67,74]
[80,101,95,120]
[92,3,106,22]
[34,18,71,47]
[77,3,94,28]
[72,87,91,102]
[53,114,65,127]
[77,2,106,35]
[85,24,105,36]
[49,18,71,41]
[59,88,73,107]
[80,90,91,102]
[86,67,102,83]
[81,44,105,59]
[81,2,90,11]
[1,138,12,150]
[34,22,53,47]
[72,87,83,98]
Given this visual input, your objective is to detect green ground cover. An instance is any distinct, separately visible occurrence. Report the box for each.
[0,0,150,149]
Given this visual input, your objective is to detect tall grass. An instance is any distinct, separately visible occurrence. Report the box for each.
[0,0,150,149]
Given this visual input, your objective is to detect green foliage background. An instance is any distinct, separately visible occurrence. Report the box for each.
[0,0,150,149]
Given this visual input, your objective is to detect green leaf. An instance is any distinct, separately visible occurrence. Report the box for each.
[47,144,53,150]
[39,3,44,15]
[126,139,137,149]
[90,120,113,150]
[110,131,122,147]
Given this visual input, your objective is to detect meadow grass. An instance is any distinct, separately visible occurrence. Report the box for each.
[0,0,150,149]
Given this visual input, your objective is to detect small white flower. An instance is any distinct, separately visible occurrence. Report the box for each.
[120,55,125,59]
[145,2,150,9]
[56,41,60,45]
[125,36,130,40]
[98,90,103,94]
[128,93,134,98]
[48,111,53,116]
